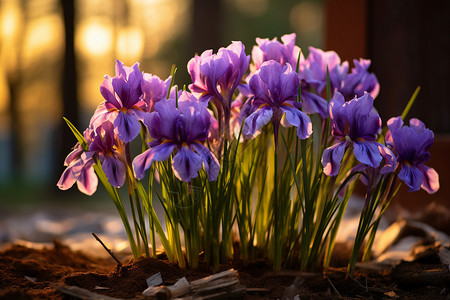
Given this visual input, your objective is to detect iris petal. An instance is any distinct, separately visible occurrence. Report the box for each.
[172,147,203,182]
[133,143,176,179]
[322,141,347,176]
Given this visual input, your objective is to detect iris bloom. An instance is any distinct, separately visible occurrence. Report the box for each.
[251,33,303,72]
[340,59,379,101]
[242,61,312,148]
[57,128,97,195]
[89,121,127,188]
[322,92,392,176]
[133,92,220,182]
[91,60,147,143]
[299,47,349,118]
[188,42,250,138]
[385,117,439,193]
[141,73,178,112]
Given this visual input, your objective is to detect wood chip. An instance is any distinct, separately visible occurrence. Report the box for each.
[146,272,163,287]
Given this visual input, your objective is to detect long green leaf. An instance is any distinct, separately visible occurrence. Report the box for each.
[63,117,88,150]
[401,86,420,120]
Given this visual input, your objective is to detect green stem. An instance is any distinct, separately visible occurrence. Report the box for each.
[273,147,281,271]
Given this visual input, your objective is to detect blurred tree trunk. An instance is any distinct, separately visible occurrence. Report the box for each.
[7,0,25,183]
[57,0,79,181]
[192,0,222,54]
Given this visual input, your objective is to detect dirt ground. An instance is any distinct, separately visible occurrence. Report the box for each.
[1,240,449,299]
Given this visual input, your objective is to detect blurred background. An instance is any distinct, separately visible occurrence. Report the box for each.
[0,0,449,215]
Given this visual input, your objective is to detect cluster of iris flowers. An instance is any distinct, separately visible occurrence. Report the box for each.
[58,33,439,274]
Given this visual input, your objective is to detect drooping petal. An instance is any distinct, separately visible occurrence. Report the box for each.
[114,111,142,143]
[398,163,423,192]
[102,155,126,188]
[133,143,176,179]
[377,143,397,174]
[420,165,439,194]
[281,103,312,139]
[172,146,203,182]
[58,153,97,195]
[64,145,83,166]
[57,165,78,191]
[353,140,383,168]
[243,106,273,138]
[192,143,220,181]
[322,141,347,176]
[300,90,328,118]
[76,156,98,195]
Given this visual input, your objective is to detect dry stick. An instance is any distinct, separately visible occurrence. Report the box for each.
[326,277,342,298]
[92,232,122,266]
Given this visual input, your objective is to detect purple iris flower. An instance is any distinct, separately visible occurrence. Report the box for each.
[242,61,312,148]
[89,121,127,188]
[385,117,439,193]
[251,33,303,72]
[91,60,148,143]
[188,41,250,138]
[340,59,379,101]
[321,92,392,177]
[141,73,179,112]
[133,91,220,182]
[57,128,97,195]
[299,47,349,118]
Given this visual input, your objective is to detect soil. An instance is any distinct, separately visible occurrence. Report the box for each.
[1,240,449,299]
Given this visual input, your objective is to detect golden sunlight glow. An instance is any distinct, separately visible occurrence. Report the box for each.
[231,0,269,17]
[290,2,323,34]
[116,26,144,62]
[22,15,64,64]
[0,2,21,39]
[77,18,113,57]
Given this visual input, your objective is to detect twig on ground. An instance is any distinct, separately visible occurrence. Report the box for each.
[92,232,122,266]
[326,277,342,298]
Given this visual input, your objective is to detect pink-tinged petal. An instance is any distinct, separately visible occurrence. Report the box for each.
[243,107,273,138]
[172,146,203,182]
[102,155,126,188]
[398,164,423,192]
[322,141,347,176]
[58,153,97,195]
[353,140,382,168]
[420,165,439,194]
[133,143,175,179]
[377,143,397,174]
[57,165,77,191]
[64,145,83,166]
[76,157,98,195]
[115,59,127,78]
[192,143,220,181]
[281,104,312,139]
[90,102,116,129]
[114,111,142,143]
[100,75,121,108]
[387,116,404,132]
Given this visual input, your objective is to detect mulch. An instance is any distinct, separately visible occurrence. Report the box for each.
[0,240,449,299]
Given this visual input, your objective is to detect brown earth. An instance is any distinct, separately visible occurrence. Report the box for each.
[1,240,449,299]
